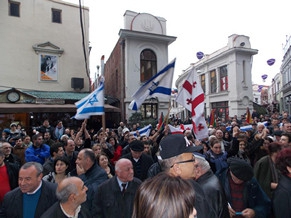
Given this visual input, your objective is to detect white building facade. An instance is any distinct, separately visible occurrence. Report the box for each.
[104,10,176,122]
[175,34,258,120]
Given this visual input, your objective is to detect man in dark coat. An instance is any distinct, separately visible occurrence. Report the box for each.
[122,140,154,181]
[34,119,55,138]
[40,177,90,218]
[74,148,107,213]
[64,139,79,173]
[217,157,271,218]
[92,158,142,218]
[194,153,230,218]
[0,162,58,218]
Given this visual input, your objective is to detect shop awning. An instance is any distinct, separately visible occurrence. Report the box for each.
[0,103,120,113]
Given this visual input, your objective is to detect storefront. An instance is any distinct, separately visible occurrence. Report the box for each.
[0,88,120,134]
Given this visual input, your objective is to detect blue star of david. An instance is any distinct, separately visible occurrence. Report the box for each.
[88,94,98,105]
[148,81,159,95]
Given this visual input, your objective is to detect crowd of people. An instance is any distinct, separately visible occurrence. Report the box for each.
[0,110,291,217]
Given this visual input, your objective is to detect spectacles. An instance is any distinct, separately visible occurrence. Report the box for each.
[170,158,195,168]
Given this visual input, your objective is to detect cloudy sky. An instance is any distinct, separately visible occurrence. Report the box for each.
[68,0,290,86]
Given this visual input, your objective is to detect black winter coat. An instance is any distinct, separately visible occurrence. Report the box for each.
[196,170,230,218]
[0,181,58,218]
[92,176,142,218]
[272,175,291,218]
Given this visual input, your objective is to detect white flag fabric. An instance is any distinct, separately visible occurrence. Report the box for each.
[130,124,152,137]
[74,78,104,120]
[128,59,176,111]
[167,124,192,134]
[176,67,208,140]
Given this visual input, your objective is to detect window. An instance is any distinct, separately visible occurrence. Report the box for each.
[210,70,217,93]
[140,99,158,119]
[9,1,20,17]
[52,9,62,23]
[200,74,205,93]
[211,101,229,120]
[140,49,157,82]
[219,65,228,91]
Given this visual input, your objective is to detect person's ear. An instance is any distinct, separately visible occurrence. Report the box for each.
[38,172,43,180]
[68,193,75,202]
[172,164,182,175]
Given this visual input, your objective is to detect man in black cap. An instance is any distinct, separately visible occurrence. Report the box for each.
[273,130,282,142]
[217,157,271,218]
[158,134,215,218]
[122,140,154,181]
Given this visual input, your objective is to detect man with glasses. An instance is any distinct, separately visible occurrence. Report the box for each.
[159,134,215,218]
[25,134,50,165]
[0,142,21,168]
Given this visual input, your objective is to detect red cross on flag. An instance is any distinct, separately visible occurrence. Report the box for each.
[176,67,208,140]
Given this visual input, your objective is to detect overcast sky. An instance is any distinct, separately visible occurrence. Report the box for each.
[69,0,290,86]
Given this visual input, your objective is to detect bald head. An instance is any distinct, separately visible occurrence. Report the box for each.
[57,177,87,204]
[58,177,80,192]
[115,158,134,182]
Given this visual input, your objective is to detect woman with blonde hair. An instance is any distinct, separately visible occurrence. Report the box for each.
[132,172,197,218]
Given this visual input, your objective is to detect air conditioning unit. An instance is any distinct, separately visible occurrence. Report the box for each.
[71,77,84,90]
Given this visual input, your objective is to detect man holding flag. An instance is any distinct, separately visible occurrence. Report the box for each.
[176,67,208,140]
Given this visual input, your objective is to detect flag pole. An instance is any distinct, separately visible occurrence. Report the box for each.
[102,113,106,135]
[164,100,172,126]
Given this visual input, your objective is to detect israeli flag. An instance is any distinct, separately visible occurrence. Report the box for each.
[128,59,176,111]
[225,121,268,132]
[74,78,104,120]
[130,124,152,137]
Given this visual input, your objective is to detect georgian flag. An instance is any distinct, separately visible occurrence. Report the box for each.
[176,67,208,140]
[220,76,228,91]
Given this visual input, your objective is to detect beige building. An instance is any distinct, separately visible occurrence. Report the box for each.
[0,0,92,129]
[0,0,90,92]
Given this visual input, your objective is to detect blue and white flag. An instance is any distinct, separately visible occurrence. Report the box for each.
[130,124,152,137]
[128,59,176,111]
[225,121,268,132]
[74,78,104,120]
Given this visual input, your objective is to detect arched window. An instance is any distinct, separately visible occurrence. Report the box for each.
[140,49,157,82]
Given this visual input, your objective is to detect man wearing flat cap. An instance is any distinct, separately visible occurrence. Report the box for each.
[122,140,153,181]
[217,157,271,218]
[158,134,216,218]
